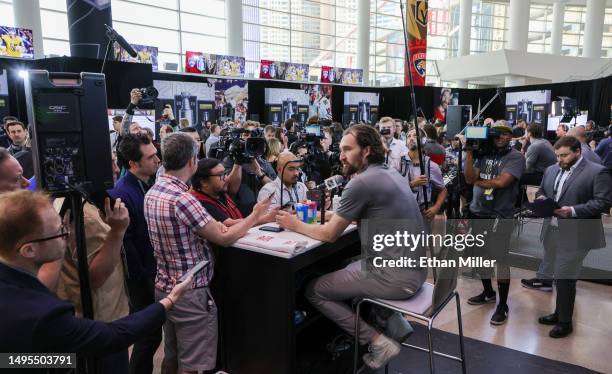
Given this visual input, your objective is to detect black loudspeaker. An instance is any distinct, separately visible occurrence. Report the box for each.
[24,70,114,195]
[446,105,471,139]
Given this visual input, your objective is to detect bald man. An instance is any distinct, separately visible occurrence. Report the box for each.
[0,147,29,193]
[257,151,308,210]
[567,127,602,165]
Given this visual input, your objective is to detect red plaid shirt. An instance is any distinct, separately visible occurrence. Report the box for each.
[144,174,213,292]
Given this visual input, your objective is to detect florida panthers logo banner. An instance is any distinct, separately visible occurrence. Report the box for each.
[405,0,427,86]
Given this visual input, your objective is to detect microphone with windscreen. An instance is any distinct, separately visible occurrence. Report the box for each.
[104,24,137,58]
[316,175,346,191]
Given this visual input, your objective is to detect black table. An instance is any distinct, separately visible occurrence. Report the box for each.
[215,229,360,374]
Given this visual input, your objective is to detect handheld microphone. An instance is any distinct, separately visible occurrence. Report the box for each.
[315,175,346,191]
[104,24,137,58]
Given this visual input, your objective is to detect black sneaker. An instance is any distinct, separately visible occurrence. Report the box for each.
[467,291,496,305]
[521,278,553,291]
[490,304,509,325]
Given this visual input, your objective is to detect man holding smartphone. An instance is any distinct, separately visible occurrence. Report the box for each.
[257,151,308,210]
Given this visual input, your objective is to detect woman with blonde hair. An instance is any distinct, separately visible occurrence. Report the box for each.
[266,137,282,169]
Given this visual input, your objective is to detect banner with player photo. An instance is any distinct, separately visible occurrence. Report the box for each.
[185,52,245,77]
[259,60,309,82]
[433,88,459,123]
[320,66,363,85]
[113,43,158,71]
[213,79,249,122]
[301,84,332,120]
[405,0,427,86]
[0,26,34,59]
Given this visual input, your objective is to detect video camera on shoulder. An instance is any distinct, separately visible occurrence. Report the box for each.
[211,127,266,164]
[464,126,502,158]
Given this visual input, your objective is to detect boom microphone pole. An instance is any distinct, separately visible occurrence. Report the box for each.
[399,0,428,208]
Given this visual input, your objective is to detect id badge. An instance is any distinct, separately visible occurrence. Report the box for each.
[484,188,494,201]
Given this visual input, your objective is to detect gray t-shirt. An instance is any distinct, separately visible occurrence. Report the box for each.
[470,148,525,218]
[525,138,556,173]
[336,164,426,287]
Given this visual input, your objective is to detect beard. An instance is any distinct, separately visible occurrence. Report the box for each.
[342,160,362,176]
[409,143,418,151]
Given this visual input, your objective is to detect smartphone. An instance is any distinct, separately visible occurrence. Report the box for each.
[178,260,210,282]
[259,226,284,233]
[88,190,116,212]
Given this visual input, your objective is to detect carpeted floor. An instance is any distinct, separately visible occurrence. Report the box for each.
[365,323,601,374]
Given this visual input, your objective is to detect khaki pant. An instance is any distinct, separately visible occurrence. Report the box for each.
[155,287,218,372]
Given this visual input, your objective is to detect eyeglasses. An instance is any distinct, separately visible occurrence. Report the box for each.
[16,223,70,250]
[208,170,230,180]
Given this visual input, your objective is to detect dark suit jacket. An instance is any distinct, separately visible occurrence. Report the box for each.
[109,171,156,281]
[0,262,166,355]
[537,159,612,250]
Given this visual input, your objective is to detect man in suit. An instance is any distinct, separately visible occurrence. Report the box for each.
[533,136,612,338]
[0,190,191,358]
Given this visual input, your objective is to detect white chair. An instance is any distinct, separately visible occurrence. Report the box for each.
[353,248,466,374]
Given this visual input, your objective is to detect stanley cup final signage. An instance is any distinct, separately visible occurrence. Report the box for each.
[405,0,428,86]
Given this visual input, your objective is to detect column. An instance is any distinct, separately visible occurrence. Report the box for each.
[226,0,244,57]
[13,0,44,58]
[583,0,605,58]
[357,0,370,85]
[456,0,473,88]
[507,0,530,51]
[551,0,565,55]
[66,0,112,59]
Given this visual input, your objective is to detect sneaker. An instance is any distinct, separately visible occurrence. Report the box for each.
[363,334,401,370]
[490,304,509,325]
[521,278,553,291]
[467,291,496,305]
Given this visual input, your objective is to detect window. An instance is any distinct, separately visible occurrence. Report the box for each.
[243,0,358,79]
[370,0,404,86]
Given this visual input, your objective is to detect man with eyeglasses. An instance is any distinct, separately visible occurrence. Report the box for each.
[191,158,277,226]
[0,190,193,356]
[257,151,308,210]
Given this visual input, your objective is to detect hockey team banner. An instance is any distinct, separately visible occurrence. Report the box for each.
[0,26,34,59]
[185,51,245,77]
[405,0,427,86]
[259,60,309,82]
[320,66,363,85]
[114,43,158,71]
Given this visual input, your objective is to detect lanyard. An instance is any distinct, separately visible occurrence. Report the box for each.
[282,184,300,203]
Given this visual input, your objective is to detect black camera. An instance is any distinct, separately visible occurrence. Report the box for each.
[380,127,391,136]
[464,126,502,158]
[138,86,158,106]
[212,127,266,164]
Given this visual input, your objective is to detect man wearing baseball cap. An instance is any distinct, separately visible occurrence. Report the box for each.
[463,120,525,325]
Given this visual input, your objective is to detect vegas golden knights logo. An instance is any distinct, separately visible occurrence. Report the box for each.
[415,0,428,28]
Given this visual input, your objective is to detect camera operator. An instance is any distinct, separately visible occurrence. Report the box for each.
[159,104,178,130]
[404,128,447,220]
[276,125,425,370]
[379,116,408,172]
[0,190,192,357]
[463,121,525,325]
[224,123,276,216]
[121,89,143,135]
[145,133,272,373]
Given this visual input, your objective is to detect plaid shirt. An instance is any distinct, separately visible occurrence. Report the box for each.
[144,174,213,293]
